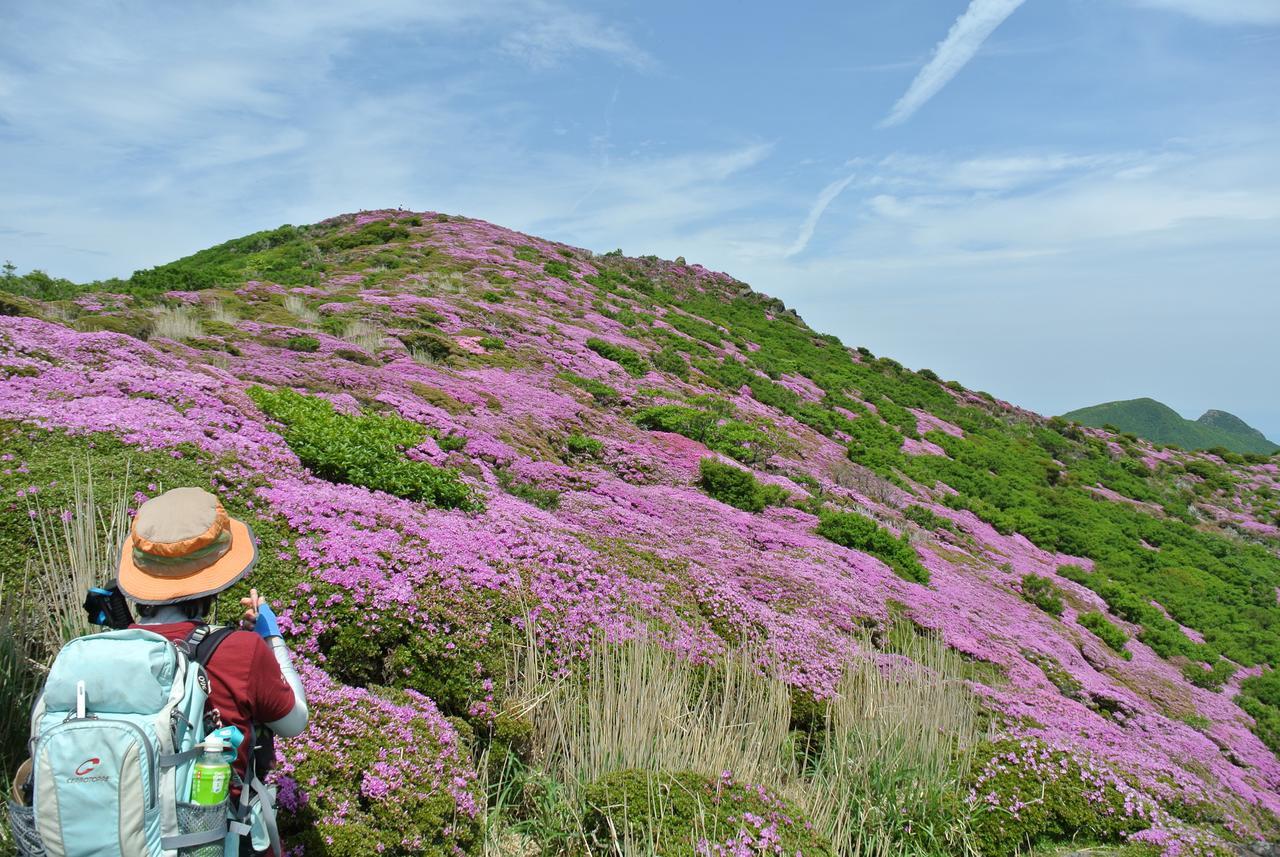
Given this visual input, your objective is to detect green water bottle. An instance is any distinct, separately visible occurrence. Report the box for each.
[190,736,232,805]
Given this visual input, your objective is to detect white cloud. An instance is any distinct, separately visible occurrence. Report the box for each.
[785,173,856,257]
[1127,0,1280,25]
[880,0,1027,127]
[501,9,654,69]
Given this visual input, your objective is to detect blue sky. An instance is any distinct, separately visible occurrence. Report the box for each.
[2,0,1278,437]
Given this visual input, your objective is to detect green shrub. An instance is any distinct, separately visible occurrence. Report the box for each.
[1078,611,1132,659]
[581,769,832,857]
[543,260,574,282]
[284,334,320,352]
[1020,573,1065,617]
[634,401,775,465]
[248,387,478,510]
[902,504,956,533]
[397,331,455,362]
[319,219,410,251]
[816,510,929,584]
[565,433,604,460]
[77,314,150,339]
[1181,659,1236,691]
[559,372,620,404]
[586,337,649,377]
[651,344,690,379]
[496,468,560,510]
[966,738,1151,856]
[698,458,788,513]
[333,347,378,365]
[1237,669,1280,754]
[0,292,34,317]
[478,335,505,350]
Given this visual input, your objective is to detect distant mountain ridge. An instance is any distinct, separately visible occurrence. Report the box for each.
[1062,397,1279,455]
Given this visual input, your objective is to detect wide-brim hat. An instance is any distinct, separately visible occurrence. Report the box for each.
[117,487,257,605]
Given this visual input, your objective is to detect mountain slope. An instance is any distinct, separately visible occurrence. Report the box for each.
[1063,397,1280,455]
[2,211,1279,855]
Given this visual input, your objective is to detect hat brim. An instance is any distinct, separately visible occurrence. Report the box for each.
[118,517,257,605]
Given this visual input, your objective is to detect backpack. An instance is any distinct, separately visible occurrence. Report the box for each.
[23,625,253,857]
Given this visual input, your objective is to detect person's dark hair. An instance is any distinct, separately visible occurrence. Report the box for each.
[136,596,214,621]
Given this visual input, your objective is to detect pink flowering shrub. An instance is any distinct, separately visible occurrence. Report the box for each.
[966,738,1171,856]
[274,664,481,856]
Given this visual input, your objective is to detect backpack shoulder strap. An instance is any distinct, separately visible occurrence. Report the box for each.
[192,625,236,669]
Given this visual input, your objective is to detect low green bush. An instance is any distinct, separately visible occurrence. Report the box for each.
[816,510,929,584]
[581,769,832,857]
[651,344,690,379]
[544,260,575,281]
[333,347,378,365]
[1237,669,1280,754]
[903,504,956,533]
[634,401,775,465]
[966,738,1151,856]
[248,387,478,510]
[586,337,649,377]
[496,468,560,510]
[478,335,505,350]
[565,433,604,460]
[559,371,620,404]
[698,458,788,513]
[398,331,456,362]
[1181,659,1236,691]
[319,219,410,251]
[1078,611,1132,659]
[1020,573,1065,617]
[284,334,320,352]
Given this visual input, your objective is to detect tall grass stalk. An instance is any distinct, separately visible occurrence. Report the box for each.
[342,319,386,353]
[511,630,789,806]
[283,295,320,327]
[802,633,981,857]
[151,306,204,340]
[209,301,238,324]
[1,579,42,783]
[25,459,131,653]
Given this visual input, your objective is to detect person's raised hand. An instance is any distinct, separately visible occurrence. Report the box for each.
[239,588,264,630]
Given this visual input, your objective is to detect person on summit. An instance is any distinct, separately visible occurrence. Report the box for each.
[117,486,309,854]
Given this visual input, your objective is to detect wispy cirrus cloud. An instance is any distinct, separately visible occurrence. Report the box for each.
[880,0,1027,127]
[1127,0,1280,25]
[785,173,857,257]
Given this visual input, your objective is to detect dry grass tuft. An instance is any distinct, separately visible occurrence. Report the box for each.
[342,319,386,353]
[511,631,790,805]
[151,306,204,340]
[209,300,239,324]
[284,294,320,327]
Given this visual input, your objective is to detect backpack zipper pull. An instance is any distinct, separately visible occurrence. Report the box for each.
[76,680,86,719]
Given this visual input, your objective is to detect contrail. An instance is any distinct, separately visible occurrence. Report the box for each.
[880,0,1027,128]
[785,172,856,258]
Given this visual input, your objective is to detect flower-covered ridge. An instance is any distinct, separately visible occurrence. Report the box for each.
[2,209,1278,854]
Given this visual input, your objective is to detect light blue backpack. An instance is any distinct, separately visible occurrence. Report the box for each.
[25,628,236,857]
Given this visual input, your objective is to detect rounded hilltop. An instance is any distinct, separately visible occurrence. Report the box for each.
[2,208,1279,856]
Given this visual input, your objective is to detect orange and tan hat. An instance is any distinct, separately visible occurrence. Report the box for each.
[117,487,257,605]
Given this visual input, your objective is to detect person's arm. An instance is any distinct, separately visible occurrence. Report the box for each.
[242,589,309,737]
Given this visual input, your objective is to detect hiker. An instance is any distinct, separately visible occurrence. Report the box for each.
[119,487,309,855]
[14,487,307,857]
